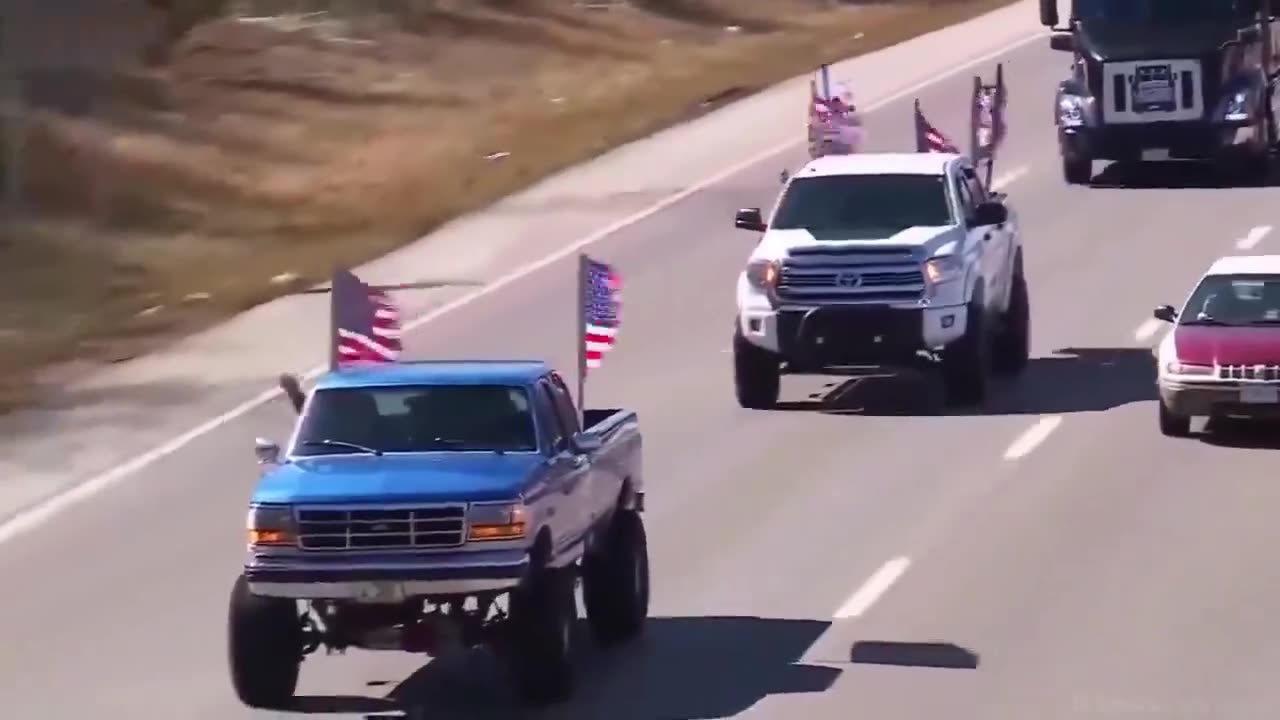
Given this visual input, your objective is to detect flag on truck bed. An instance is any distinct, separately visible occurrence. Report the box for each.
[332,268,402,367]
[914,100,959,154]
[580,256,622,371]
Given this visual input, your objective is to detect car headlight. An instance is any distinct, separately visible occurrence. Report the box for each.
[467,502,528,541]
[1165,361,1214,377]
[1058,95,1084,126]
[1224,90,1249,122]
[924,255,963,286]
[745,259,780,292]
[246,505,297,547]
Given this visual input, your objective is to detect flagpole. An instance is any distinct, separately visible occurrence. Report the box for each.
[329,270,341,372]
[576,253,588,428]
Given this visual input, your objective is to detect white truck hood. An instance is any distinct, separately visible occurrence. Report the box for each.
[749,225,960,261]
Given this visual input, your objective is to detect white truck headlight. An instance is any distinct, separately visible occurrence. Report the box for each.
[1165,361,1213,377]
[1058,95,1085,126]
[467,502,528,541]
[924,255,963,285]
[745,259,780,292]
[246,505,297,547]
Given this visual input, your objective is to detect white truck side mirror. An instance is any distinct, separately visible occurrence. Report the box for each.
[254,437,281,465]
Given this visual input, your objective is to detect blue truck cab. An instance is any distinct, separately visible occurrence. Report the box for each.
[227,360,648,710]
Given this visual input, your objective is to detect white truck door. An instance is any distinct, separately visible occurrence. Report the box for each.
[954,170,1000,308]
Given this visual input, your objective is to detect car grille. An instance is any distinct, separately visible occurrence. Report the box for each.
[1217,365,1280,381]
[777,245,925,304]
[295,505,466,551]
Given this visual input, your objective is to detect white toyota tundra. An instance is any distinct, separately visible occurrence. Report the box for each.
[731,152,1030,409]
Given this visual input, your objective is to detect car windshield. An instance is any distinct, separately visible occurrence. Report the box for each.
[1179,274,1280,326]
[1074,0,1256,25]
[292,384,538,455]
[770,173,953,240]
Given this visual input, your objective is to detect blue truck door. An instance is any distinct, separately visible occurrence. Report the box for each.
[547,374,607,526]
[536,381,590,553]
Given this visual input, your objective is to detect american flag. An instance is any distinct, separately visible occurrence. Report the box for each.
[581,257,622,371]
[914,100,960,154]
[331,268,402,367]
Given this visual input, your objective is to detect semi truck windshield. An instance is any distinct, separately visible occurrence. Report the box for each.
[1074,0,1256,25]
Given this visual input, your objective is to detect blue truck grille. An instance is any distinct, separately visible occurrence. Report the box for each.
[295,505,466,551]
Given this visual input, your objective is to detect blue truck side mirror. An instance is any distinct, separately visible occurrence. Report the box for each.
[571,431,603,455]
[254,437,281,465]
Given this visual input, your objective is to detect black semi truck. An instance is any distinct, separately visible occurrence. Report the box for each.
[1042,0,1280,184]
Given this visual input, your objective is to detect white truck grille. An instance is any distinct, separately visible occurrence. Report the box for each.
[777,245,924,304]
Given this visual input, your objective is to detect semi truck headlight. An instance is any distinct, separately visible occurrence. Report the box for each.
[1058,95,1084,126]
[246,505,297,547]
[468,503,528,541]
[1224,90,1249,122]
[745,259,780,292]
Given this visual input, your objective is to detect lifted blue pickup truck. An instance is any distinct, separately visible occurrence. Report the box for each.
[229,360,648,709]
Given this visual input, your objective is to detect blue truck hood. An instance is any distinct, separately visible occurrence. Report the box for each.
[251,452,545,505]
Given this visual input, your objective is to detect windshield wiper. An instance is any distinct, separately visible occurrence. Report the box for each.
[301,439,383,456]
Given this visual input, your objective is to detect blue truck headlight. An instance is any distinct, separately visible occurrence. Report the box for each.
[1224,90,1249,122]
[1058,95,1085,126]
[246,505,297,547]
[467,502,528,541]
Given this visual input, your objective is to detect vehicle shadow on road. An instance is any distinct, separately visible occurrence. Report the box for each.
[1089,160,1280,189]
[1196,417,1280,450]
[291,615,840,718]
[775,347,1156,417]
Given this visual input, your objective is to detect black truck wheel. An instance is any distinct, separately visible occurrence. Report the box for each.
[1062,154,1091,185]
[1158,400,1191,438]
[733,327,780,409]
[582,509,650,647]
[509,567,577,705]
[227,574,303,710]
[941,301,990,408]
[992,258,1030,377]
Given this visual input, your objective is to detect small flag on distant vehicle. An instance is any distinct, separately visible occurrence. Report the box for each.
[914,100,960,154]
[331,268,402,367]
[579,255,622,372]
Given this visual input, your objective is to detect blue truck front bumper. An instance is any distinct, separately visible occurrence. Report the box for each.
[244,547,530,601]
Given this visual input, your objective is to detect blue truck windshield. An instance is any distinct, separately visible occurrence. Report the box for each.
[771,174,952,239]
[292,384,538,455]
[1074,0,1256,25]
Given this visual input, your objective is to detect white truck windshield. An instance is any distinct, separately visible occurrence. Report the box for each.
[293,384,538,455]
[1074,0,1256,25]
[770,173,953,240]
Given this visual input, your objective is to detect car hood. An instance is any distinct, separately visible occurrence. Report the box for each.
[1173,325,1280,366]
[251,452,546,505]
[1076,21,1238,62]
[752,225,956,261]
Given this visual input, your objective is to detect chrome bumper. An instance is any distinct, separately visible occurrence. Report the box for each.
[244,547,529,601]
[1160,380,1280,418]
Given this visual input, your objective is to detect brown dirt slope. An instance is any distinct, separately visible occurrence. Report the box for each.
[0,0,1015,412]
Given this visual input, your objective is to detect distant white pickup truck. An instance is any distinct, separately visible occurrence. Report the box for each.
[731,152,1031,408]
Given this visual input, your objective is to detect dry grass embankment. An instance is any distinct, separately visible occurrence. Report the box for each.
[0,0,1017,412]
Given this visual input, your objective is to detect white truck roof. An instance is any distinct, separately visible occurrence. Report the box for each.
[1205,254,1280,276]
[792,152,961,179]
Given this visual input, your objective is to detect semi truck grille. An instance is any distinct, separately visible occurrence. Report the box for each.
[295,505,466,551]
[1217,365,1280,381]
[778,245,925,304]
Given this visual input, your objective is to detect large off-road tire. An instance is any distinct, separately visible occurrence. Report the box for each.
[1158,400,1191,438]
[227,574,303,710]
[582,509,650,647]
[992,257,1030,377]
[733,327,780,409]
[941,301,991,408]
[1063,154,1092,185]
[509,567,577,705]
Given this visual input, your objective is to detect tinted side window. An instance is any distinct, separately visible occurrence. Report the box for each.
[537,382,568,452]
[547,375,581,435]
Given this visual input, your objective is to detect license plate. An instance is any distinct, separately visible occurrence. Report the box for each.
[1240,385,1279,403]
[1141,148,1171,161]
[354,581,405,603]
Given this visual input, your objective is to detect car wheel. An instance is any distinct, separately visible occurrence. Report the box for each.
[941,301,990,408]
[1158,400,1191,437]
[509,566,577,705]
[733,326,780,409]
[227,574,303,710]
[582,509,650,647]
[992,255,1030,377]
[1063,154,1092,185]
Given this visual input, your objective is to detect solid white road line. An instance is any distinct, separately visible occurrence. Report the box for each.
[991,165,1029,191]
[1133,317,1163,343]
[0,30,1050,547]
[834,556,911,620]
[1235,225,1272,251]
[1002,415,1063,461]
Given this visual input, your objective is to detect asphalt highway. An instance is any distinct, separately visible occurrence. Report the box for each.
[6,32,1280,720]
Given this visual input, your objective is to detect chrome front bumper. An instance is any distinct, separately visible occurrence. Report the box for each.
[1160,380,1280,418]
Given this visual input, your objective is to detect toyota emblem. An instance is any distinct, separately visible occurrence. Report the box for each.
[835,272,862,288]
